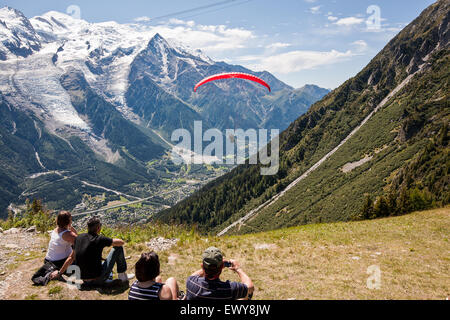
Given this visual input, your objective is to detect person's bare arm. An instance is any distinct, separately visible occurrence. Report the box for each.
[69,225,78,236]
[229,259,254,299]
[62,231,77,245]
[112,239,125,247]
[191,268,205,277]
[50,251,74,279]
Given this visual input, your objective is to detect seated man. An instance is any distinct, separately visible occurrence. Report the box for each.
[59,217,134,287]
[129,251,181,300]
[186,246,254,300]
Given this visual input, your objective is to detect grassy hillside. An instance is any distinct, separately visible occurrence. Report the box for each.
[1,206,448,300]
[156,0,449,234]
[230,47,449,234]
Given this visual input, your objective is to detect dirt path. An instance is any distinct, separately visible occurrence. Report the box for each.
[0,229,47,299]
[0,229,132,300]
[0,228,180,300]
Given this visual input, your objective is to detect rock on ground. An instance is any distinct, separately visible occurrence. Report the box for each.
[145,237,179,252]
[0,229,48,299]
[25,226,36,233]
[0,229,47,278]
[168,253,179,265]
[254,243,277,250]
[3,228,21,235]
[0,271,22,299]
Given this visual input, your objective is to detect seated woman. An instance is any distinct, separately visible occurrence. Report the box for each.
[128,251,180,300]
[45,211,77,271]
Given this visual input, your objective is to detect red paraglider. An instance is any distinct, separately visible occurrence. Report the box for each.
[194,72,271,92]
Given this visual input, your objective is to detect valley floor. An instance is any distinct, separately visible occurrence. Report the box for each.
[0,206,448,300]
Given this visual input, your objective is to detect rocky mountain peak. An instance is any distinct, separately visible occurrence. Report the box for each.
[0,6,41,60]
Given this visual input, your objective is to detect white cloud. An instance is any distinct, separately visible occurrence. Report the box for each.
[351,40,368,52]
[148,20,255,53]
[131,17,362,79]
[328,16,338,21]
[168,18,195,27]
[168,18,186,25]
[237,49,355,74]
[266,42,291,50]
[304,0,318,3]
[134,16,151,22]
[310,6,321,14]
[335,17,365,26]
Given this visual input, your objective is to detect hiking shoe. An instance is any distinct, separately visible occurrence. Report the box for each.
[118,273,135,282]
[178,291,186,300]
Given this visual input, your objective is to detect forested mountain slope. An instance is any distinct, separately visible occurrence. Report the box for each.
[156,0,449,234]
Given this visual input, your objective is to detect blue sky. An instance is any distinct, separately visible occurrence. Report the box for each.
[1,0,436,89]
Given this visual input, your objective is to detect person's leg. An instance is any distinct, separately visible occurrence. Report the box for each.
[52,258,67,270]
[44,258,66,272]
[99,246,127,282]
[164,277,180,300]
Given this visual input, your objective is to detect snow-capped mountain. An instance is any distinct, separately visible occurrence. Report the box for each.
[0,7,328,216]
[1,7,326,136]
[0,7,41,60]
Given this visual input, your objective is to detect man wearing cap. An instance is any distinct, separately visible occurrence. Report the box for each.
[186,247,254,300]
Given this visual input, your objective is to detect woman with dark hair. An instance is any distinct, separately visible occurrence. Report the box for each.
[128,251,181,300]
[44,211,77,270]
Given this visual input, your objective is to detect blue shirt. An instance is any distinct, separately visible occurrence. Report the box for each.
[186,275,248,300]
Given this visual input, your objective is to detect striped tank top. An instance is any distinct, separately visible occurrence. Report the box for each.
[128,281,163,300]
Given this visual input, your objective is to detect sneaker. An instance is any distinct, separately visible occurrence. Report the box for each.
[118,273,135,282]
[178,291,186,300]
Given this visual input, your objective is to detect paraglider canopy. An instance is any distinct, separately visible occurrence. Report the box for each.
[194,72,271,93]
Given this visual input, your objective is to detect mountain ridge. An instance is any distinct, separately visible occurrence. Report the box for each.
[0,6,328,217]
[156,0,449,235]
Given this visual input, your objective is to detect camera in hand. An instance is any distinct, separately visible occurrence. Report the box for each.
[224,261,232,268]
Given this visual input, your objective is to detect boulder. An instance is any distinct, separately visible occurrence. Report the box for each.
[146,237,179,252]
[3,227,20,235]
[25,226,36,233]
[254,243,277,250]
[168,253,179,265]
[0,227,3,233]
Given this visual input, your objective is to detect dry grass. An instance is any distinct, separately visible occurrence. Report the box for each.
[153,206,450,300]
[2,206,449,300]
